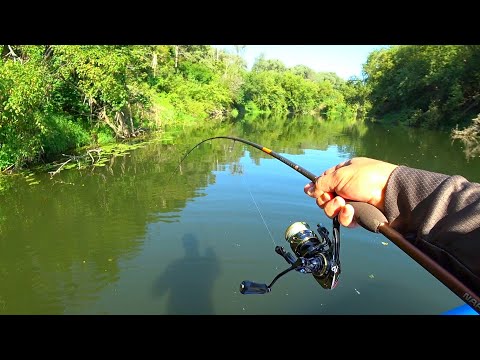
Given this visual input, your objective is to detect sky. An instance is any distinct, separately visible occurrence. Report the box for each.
[213,45,389,80]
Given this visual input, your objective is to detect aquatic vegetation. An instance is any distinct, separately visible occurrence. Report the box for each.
[42,142,151,177]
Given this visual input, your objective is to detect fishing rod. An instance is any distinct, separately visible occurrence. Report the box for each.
[178,136,480,314]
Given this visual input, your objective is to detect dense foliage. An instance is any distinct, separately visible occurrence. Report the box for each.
[2,45,480,170]
[362,45,480,129]
[0,45,363,170]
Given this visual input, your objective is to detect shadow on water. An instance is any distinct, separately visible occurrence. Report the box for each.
[152,234,221,314]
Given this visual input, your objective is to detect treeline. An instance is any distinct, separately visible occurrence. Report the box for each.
[0,45,361,171]
[362,45,480,129]
[3,45,480,171]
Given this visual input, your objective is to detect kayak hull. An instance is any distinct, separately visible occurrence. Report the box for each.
[442,304,478,315]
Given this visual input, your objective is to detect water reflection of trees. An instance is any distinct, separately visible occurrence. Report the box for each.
[1,114,478,314]
[342,122,480,181]
[0,121,244,314]
[236,114,367,165]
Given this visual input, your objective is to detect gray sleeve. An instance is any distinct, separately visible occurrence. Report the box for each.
[384,166,480,295]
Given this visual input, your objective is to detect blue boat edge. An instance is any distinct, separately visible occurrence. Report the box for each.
[442,304,478,315]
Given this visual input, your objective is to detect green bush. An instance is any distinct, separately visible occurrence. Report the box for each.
[230,108,239,118]
[94,126,116,146]
[244,101,260,114]
[41,114,91,158]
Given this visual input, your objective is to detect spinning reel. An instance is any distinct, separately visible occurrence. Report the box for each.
[240,217,341,294]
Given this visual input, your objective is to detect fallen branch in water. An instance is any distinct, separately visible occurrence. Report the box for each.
[48,158,72,177]
[86,149,102,163]
[48,148,103,177]
[451,113,480,159]
[1,164,15,174]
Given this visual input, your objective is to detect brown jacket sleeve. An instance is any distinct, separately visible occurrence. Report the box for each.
[384,166,480,296]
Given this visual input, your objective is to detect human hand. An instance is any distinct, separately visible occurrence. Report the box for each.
[304,157,398,227]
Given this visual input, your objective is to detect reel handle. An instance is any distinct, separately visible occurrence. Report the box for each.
[239,280,271,294]
[346,201,388,233]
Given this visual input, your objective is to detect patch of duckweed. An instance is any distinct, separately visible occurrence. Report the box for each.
[161,135,175,145]
[42,140,151,177]
[63,163,78,170]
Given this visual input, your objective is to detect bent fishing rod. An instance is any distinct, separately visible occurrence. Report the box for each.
[177,136,480,314]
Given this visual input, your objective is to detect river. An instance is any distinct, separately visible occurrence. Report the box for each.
[1,115,479,314]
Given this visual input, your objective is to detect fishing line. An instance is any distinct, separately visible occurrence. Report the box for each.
[240,173,277,246]
[226,137,277,246]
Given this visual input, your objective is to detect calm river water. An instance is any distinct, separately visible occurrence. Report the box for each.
[1,115,479,314]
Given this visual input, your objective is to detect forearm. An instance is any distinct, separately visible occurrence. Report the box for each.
[384,166,480,295]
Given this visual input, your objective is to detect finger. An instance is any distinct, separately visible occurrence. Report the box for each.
[305,182,325,199]
[338,203,358,228]
[315,192,333,209]
[304,182,318,198]
[335,160,350,170]
[315,192,334,208]
[322,165,337,176]
[315,172,338,195]
[324,196,346,218]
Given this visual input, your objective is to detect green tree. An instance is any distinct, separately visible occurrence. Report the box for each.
[290,65,317,80]
[0,46,57,168]
[280,72,318,114]
[242,71,288,113]
[315,72,345,89]
[251,54,287,73]
[363,45,480,129]
[53,45,153,138]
